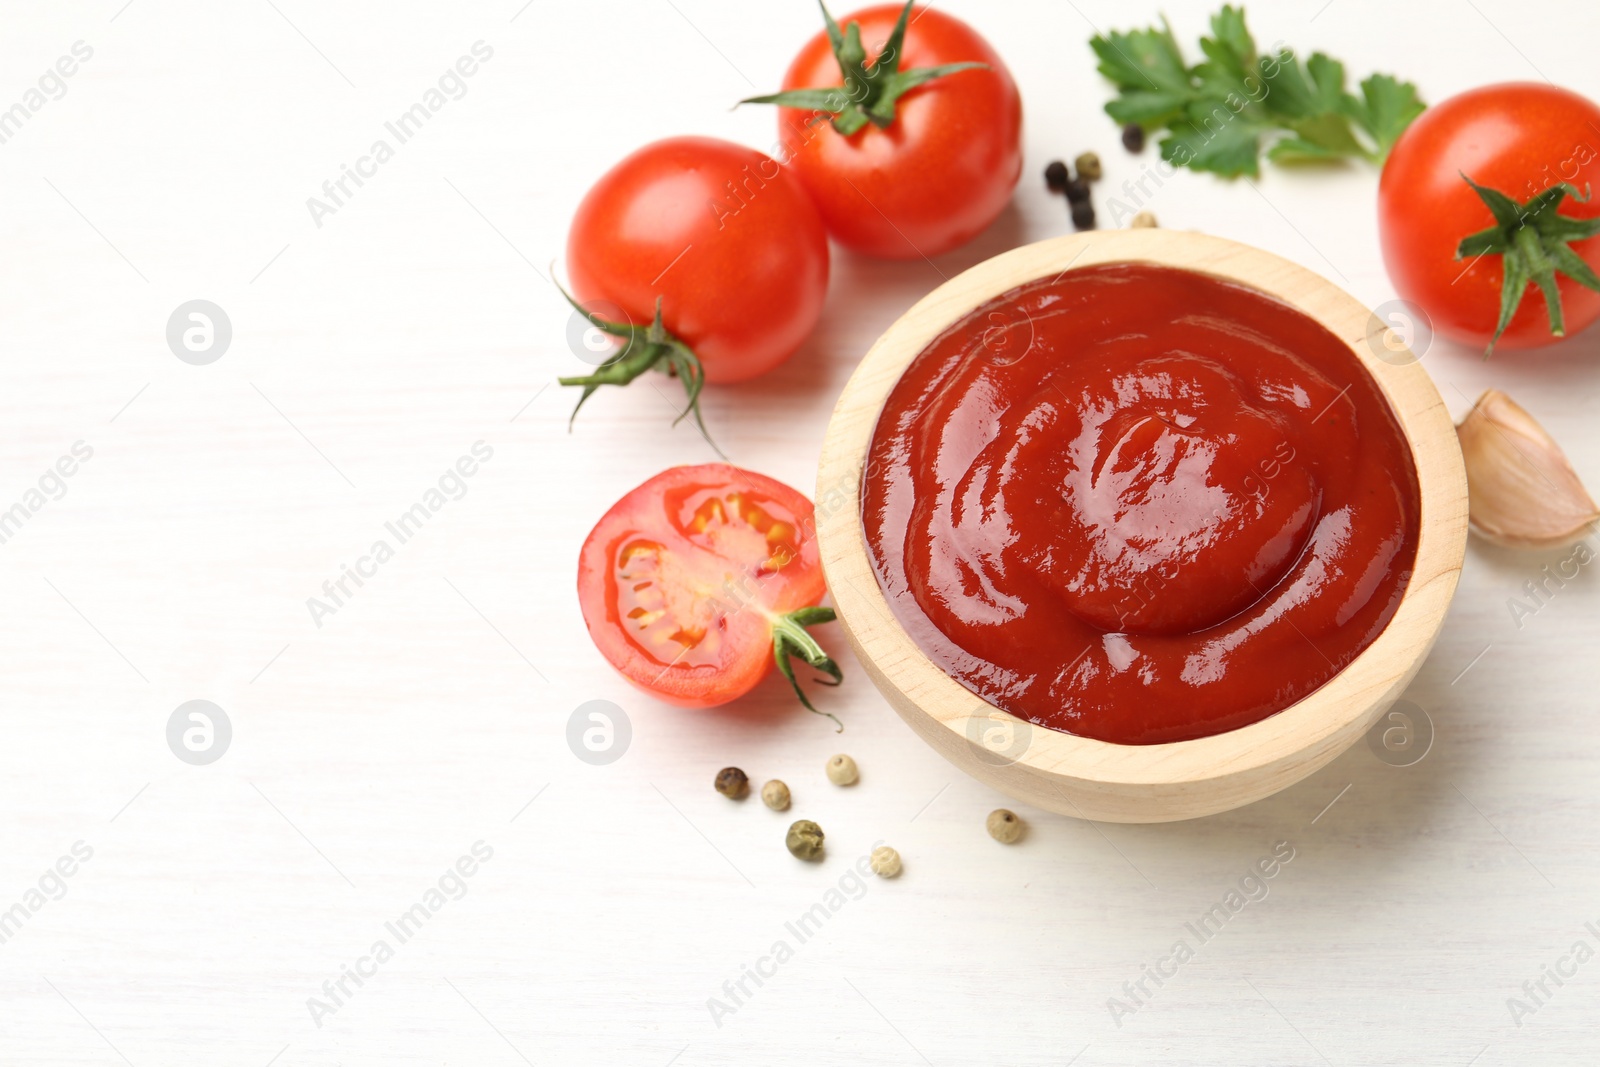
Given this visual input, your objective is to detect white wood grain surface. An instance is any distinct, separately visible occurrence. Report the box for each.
[0,1,1597,1064]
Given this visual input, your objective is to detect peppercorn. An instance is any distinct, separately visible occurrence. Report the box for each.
[870,845,902,878]
[1044,160,1069,192]
[1070,200,1096,232]
[987,808,1024,843]
[825,753,859,786]
[714,767,749,800]
[1131,210,1158,229]
[1074,151,1103,182]
[761,779,791,811]
[786,819,824,860]
[1121,122,1145,153]
[1063,177,1090,205]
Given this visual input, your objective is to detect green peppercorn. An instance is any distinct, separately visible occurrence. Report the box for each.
[714,767,749,800]
[1074,151,1103,182]
[786,819,825,860]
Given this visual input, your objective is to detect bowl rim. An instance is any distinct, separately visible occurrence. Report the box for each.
[815,229,1468,801]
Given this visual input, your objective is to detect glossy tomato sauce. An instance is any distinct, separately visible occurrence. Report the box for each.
[863,263,1420,745]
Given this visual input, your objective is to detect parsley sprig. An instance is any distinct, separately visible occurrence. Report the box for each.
[1091,6,1425,178]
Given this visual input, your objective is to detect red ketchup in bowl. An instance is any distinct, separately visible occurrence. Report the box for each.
[862,263,1420,745]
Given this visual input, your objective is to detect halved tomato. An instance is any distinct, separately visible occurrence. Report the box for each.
[577,464,842,724]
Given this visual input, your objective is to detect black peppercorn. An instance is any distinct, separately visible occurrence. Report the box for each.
[1063,177,1090,204]
[1043,160,1069,192]
[714,766,749,799]
[1071,199,1096,231]
[1121,122,1145,153]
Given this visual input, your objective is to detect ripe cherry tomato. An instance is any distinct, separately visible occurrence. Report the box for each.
[577,464,842,722]
[562,138,830,435]
[1379,83,1600,353]
[750,2,1022,259]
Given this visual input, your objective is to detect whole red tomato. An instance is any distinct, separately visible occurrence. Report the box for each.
[577,464,842,722]
[1379,83,1600,353]
[562,138,830,435]
[749,2,1022,260]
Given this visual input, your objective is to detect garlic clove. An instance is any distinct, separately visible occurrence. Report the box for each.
[1457,389,1599,549]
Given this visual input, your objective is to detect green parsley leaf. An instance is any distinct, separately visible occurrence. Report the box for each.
[1165,99,1271,177]
[1346,73,1428,159]
[1091,5,1425,178]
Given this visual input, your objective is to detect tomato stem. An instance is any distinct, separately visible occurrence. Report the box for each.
[739,0,988,136]
[1455,175,1600,356]
[770,605,844,731]
[555,281,724,457]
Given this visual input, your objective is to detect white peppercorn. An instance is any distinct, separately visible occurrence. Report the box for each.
[761,779,791,811]
[826,753,859,786]
[987,808,1024,843]
[1131,210,1158,228]
[870,845,902,878]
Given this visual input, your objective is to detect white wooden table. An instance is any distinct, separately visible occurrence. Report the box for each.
[1,0,1597,1063]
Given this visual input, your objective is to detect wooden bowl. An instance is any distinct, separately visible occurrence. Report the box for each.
[816,229,1468,823]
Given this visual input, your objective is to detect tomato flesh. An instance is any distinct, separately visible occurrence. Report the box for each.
[775,5,1022,259]
[1379,82,1600,350]
[579,465,826,707]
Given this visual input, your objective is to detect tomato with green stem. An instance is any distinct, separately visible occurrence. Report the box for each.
[560,137,830,444]
[743,0,1022,259]
[1379,82,1600,355]
[577,464,844,727]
